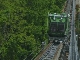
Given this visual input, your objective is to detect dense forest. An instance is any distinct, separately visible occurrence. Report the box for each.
[0,0,66,60]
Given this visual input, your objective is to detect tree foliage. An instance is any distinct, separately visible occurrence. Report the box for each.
[0,0,66,60]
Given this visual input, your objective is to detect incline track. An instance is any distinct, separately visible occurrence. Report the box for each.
[34,43,52,60]
[39,44,59,60]
[35,42,63,60]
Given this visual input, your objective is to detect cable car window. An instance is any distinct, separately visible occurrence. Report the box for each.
[58,23,64,32]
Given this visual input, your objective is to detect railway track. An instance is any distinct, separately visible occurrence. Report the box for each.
[35,42,63,60]
[39,44,59,60]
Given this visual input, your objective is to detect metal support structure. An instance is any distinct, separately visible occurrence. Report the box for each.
[68,0,79,60]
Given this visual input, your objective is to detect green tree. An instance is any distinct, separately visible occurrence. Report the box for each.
[0,0,66,60]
